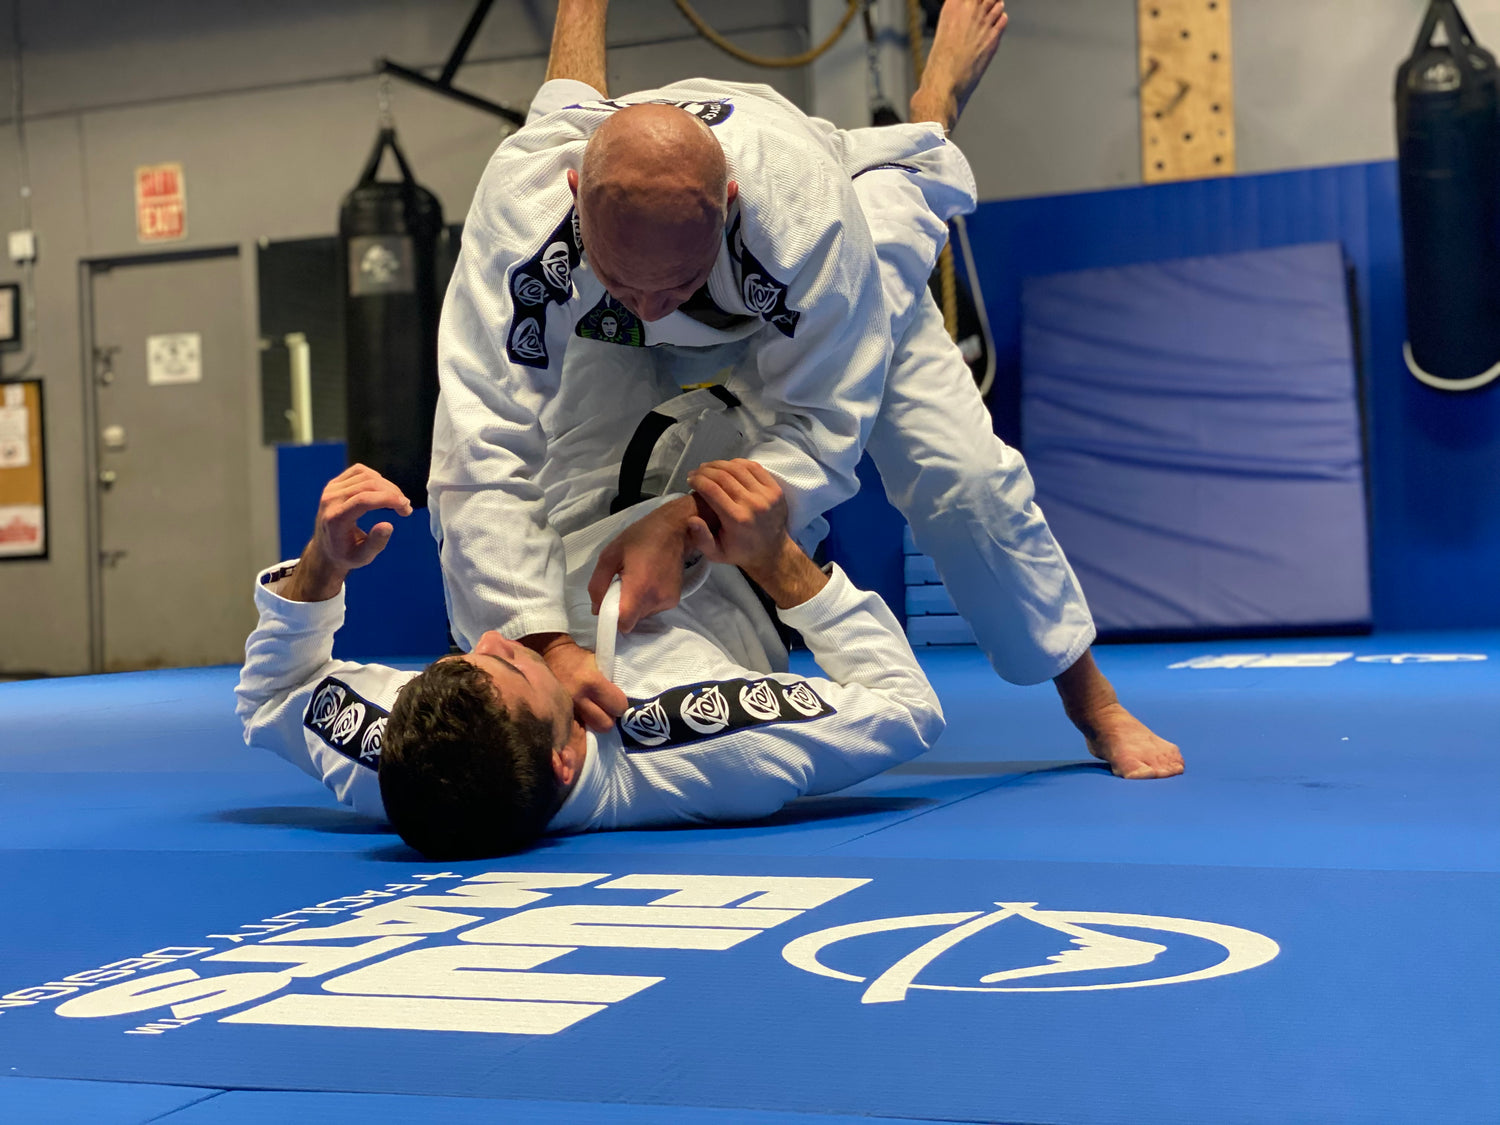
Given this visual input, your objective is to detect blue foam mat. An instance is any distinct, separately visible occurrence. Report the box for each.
[150,1091,946,1124]
[2,636,1497,1124]
[0,1077,221,1124]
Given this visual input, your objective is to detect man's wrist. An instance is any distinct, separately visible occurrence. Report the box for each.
[745,537,828,610]
[281,545,348,603]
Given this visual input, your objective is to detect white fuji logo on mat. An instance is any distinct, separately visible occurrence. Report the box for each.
[782,902,1279,1002]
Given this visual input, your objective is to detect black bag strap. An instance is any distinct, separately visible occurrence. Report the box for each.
[1413,0,1477,55]
[356,128,419,189]
[611,384,742,514]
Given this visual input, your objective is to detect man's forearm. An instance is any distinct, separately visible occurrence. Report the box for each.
[743,537,829,610]
[546,0,610,94]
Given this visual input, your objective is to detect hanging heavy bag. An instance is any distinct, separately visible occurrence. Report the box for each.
[1396,0,1500,391]
[339,127,445,500]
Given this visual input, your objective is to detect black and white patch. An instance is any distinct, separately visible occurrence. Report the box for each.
[505,208,584,369]
[575,292,645,346]
[567,97,735,127]
[727,216,801,339]
[260,561,298,586]
[305,676,390,770]
[618,677,835,752]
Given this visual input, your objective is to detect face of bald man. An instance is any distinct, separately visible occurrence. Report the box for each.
[570,104,738,323]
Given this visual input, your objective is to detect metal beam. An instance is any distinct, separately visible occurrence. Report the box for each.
[377,58,526,126]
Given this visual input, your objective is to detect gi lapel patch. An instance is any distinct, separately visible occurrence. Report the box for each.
[728,216,801,339]
[576,293,645,346]
[305,676,389,770]
[618,677,835,752]
[505,207,584,369]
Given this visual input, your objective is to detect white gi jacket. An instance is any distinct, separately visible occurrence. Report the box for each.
[431,77,974,649]
[235,499,944,832]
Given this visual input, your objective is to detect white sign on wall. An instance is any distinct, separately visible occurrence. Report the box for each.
[0,403,29,468]
[0,504,44,557]
[147,333,202,386]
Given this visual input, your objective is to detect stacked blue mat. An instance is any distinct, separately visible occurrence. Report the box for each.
[1021,242,1371,635]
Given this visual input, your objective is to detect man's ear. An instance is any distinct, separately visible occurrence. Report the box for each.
[726,180,738,206]
[567,168,580,197]
[552,746,579,788]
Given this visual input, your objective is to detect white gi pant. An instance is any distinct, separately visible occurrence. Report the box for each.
[845,165,1096,686]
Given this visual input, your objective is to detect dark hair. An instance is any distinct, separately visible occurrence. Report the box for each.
[380,657,561,860]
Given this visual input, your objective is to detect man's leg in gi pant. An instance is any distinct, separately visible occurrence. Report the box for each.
[865,290,1183,780]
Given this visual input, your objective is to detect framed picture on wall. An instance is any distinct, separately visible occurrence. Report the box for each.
[0,379,47,560]
[0,283,20,351]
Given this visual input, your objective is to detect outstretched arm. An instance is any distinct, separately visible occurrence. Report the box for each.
[545,0,610,95]
[235,465,414,819]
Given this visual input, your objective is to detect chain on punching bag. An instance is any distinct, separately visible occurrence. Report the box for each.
[1396,0,1500,391]
[339,128,445,500]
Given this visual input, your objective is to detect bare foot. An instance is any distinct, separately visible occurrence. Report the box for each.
[1052,650,1183,780]
[1085,703,1185,780]
[910,0,1009,132]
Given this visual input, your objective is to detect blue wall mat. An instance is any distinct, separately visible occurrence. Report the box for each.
[1020,242,1370,634]
[821,453,907,627]
[963,160,1500,631]
[276,442,449,660]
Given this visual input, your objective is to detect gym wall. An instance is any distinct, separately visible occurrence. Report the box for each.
[2,0,1497,672]
[0,0,806,675]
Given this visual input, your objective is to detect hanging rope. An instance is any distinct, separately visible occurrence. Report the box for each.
[904,0,959,342]
[673,0,861,69]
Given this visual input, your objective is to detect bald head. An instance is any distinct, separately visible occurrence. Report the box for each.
[569,104,736,322]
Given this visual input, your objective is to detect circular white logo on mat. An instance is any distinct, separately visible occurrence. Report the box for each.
[783,902,1279,1002]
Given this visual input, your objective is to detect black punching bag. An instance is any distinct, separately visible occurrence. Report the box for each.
[1396,0,1500,390]
[339,128,445,500]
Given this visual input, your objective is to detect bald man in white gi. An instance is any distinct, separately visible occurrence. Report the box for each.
[431,0,1182,780]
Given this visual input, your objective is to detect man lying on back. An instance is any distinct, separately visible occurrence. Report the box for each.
[235,463,944,859]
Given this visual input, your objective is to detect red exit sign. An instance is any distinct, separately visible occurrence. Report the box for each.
[136,162,187,242]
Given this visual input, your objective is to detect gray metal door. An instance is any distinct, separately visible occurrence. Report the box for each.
[89,250,255,671]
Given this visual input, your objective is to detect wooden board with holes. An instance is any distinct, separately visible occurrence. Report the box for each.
[1138,0,1234,183]
[0,379,47,559]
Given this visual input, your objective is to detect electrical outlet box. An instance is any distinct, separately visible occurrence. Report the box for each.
[7,230,37,263]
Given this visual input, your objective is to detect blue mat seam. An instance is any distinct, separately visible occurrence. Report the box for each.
[145,1090,230,1123]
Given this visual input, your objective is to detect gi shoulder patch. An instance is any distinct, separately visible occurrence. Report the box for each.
[618,676,835,752]
[576,292,645,346]
[568,97,735,127]
[728,216,801,339]
[505,207,584,369]
[304,676,389,770]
